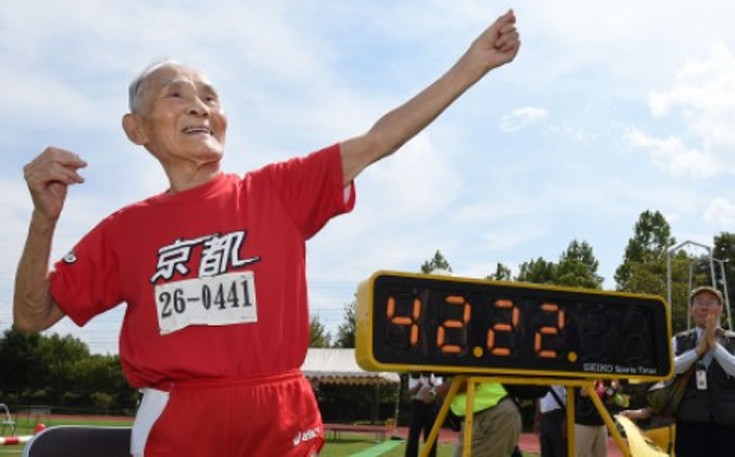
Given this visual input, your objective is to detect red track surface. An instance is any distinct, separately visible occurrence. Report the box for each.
[391,427,625,456]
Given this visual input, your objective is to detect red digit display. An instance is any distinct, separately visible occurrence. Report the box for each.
[534,303,565,358]
[486,298,520,356]
[436,295,471,354]
[385,294,421,348]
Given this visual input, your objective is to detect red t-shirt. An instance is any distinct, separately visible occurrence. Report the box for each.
[50,144,354,388]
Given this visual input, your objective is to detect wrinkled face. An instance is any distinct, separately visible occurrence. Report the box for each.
[133,64,227,164]
[690,290,723,328]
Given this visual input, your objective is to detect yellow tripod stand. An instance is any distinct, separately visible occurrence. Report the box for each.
[420,375,630,457]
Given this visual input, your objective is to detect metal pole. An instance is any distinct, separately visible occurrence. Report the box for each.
[688,261,695,329]
[713,258,732,330]
[667,240,713,330]
[390,377,401,438]
[667,249,674,310]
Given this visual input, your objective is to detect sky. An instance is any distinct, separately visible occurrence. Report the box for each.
[1,0,734,354]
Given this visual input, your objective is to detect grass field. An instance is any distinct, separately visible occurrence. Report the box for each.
[0,416,537,456]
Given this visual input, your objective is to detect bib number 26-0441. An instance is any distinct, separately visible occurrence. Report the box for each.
[155,271,257,335]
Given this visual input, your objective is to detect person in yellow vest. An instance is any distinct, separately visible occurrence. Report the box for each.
[436,379,521,456]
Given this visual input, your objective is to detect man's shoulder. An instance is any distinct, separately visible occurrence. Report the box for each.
[674,328,699,349]
[251,144,341,173]
[676,328,698,337]
[675,328,698,340]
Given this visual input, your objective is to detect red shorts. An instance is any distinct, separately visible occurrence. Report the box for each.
[140,370,324,456]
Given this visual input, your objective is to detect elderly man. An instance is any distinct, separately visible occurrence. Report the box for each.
[14,10,520,456]
[672,286,735,456]
[621,286,735,457]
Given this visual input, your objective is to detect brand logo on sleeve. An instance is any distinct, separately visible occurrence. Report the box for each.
[62,251,77,264]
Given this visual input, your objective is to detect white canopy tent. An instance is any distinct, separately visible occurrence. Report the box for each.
[302,348,401,425]
[301,348,401,386]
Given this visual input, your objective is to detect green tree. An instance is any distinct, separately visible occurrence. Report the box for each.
[486,262,512,281]
[90,392,115,414]
[38,333,91,393]
[334,301,356,348]
[614,210,676,288]
[0,328,44,393]
[309,315,332,348]
[102,354,139,414]
[516,257,556,284]
[515,240,602,289]
[71,355,119,393]
[420,250,452,274]
[0,329,138,413]
[555,240,604,289]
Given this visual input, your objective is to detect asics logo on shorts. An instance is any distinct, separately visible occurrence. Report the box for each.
[292,426,321,446]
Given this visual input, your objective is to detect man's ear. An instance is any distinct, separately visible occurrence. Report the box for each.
[122,113,147,145]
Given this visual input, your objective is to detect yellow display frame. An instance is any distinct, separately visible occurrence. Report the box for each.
[355,270,673,381]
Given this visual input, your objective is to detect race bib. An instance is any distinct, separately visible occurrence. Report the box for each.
[154,271,258,335]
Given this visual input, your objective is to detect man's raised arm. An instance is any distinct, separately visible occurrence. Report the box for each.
[13,147,86,333]
[339,9,520,185]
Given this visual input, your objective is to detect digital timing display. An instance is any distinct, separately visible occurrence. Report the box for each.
[355,272,672,381]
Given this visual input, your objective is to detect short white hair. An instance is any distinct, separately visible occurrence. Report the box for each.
[127,58,181,113]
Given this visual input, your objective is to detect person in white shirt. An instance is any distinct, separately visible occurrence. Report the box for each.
[405,372,443,457]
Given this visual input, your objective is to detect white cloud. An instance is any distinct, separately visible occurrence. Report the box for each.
[359,135,462,222]
[500,107,548,133]
[624,128,715,178]
[481,226,547,252]
[704,198,735,229]
[630,42,735,177]
[0,178,34,310]
[549,124,596,145]
[649,43,735,119]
